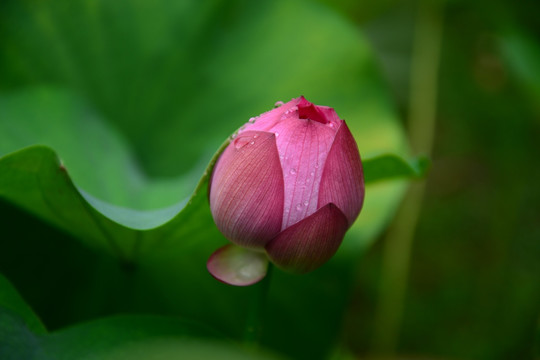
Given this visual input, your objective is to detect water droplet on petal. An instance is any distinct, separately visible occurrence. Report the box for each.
[234,134,253,149]
[310,172,315,177]
[253,134,259,139]
[274,101,284,108]
[248,117,257,123]
[275,132,279,137]
[296,203,303,211]
[314,163,319,169]
[234,138,250,149]
[290,168,297,175]
[303,200,309,206]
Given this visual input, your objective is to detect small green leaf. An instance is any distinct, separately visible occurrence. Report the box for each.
[363,154,430,184]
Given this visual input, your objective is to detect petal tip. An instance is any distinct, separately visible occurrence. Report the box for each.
[265,203,348,274]
[318,122,364,225]
[207,245,269,286]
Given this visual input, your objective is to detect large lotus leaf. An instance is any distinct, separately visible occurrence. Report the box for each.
[0,0,420,358]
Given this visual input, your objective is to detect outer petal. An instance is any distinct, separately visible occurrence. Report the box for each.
[210,130,284,248]
[318,121,364,226]
[265,203,348,273]
[207,244,268,286]
[241,98,300,133]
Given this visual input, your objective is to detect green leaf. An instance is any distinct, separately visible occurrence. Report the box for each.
[1,310,284,360]
[0,145,136,257]
[43,315,283,360]
[0,273,45,360]
[0,272,283,360]
[0,274,46,335]
[363,154,430,184]
[0,87,197,211]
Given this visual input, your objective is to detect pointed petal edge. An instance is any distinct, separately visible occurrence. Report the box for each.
[318,121,364,225]
[297,96,328,124]
[265,203,348,274]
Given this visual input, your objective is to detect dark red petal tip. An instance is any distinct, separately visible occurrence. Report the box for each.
[297,96,329,124]
[265,203,348,274]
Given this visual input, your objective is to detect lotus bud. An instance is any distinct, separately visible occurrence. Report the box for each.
[207,96,364,286]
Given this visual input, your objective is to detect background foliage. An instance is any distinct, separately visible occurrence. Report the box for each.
[1,0,539,359]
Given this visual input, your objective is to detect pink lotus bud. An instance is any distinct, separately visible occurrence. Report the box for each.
[207,96,364,286]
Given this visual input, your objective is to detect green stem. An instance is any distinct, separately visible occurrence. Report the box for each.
[244,263,273,347]
[372,0,444,354]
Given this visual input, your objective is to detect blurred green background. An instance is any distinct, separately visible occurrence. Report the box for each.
[0,0,539,359]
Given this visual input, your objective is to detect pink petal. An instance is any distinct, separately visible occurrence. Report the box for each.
[265,203,348,273]
[270,116,337,230]
[207,245,268,286]
[318,121,364,225]
[241,98,300,133]
[210,131,284,248]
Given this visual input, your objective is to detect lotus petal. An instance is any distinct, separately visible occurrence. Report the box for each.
[318,121,364,225]
[265,203,348,273]
[207,244,268,286]
[209,130,284,248]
